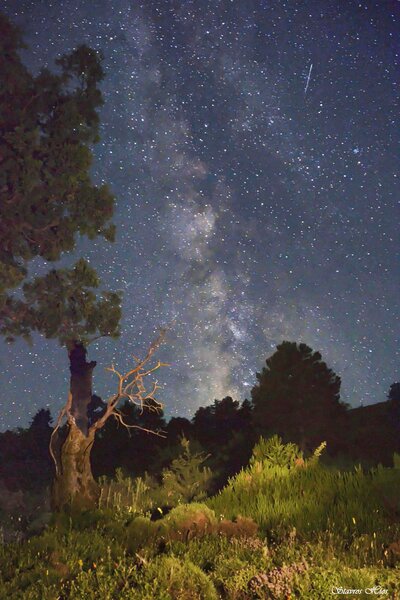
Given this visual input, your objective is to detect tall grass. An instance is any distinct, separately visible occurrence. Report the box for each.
[98,469,154,514]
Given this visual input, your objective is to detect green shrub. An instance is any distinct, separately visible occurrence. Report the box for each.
[169,536,231,572]
[50,507,123,540]
[160,437,212,506]
[213,555,260,598]
[66,559,141,599]
[98,438,213,516]
[125,516,162,554]
[163,503,216,541]
[139,555,218,600]
[250,435,303,469]
[170,534,270,582]
[297,564,392,599]
[66,566,126,599]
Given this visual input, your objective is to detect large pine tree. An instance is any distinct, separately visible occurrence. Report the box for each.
[251,341,347,452]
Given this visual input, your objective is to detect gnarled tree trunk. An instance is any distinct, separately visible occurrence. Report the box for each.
[51,341,99,511]
[50,330,167,511]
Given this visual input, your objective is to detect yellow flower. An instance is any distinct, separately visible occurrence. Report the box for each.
[78,559,83,568]
[352,517,356,525]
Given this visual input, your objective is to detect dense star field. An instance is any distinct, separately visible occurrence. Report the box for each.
[0,0,398,430]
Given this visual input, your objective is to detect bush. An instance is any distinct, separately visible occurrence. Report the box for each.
[217,515,258,539]
[125,516,162,554]
[160,437,212,506]
[164,503,217,541]
[139,555,218,600]
[98,438,213,516]
[213,555,260,598]
[250,435,303,469]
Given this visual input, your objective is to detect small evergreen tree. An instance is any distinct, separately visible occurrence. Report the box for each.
[161,437,212,505]
[250,435,303,469]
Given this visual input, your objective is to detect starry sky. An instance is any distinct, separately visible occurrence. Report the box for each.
[0,0,399,431]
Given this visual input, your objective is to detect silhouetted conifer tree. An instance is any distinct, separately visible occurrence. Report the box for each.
[251,341,347,453]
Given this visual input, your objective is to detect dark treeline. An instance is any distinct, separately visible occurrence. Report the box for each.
[1,342,399,495]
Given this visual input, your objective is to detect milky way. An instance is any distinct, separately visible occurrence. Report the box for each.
[0,0,399,429]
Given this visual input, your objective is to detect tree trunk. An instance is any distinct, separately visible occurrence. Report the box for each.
[51,423,99,511]
[51,341,99,511]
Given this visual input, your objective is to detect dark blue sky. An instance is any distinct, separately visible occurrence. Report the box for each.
[0,0,399,430]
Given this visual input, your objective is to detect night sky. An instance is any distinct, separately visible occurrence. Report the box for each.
[0,0,399,431]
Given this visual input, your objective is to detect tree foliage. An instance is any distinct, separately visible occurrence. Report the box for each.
[251,341,346,451]
[0,13,120,344]
[192,396,251,448]
[250,435,303,469]
[161,437,212,505]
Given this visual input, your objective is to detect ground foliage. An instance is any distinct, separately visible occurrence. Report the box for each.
[1,437,400,599]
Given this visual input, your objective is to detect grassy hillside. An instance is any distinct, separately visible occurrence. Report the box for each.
[1,437,400,599]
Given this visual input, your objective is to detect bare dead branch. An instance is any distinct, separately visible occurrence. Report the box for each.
[111,409,167,438]
[89,328,168,436]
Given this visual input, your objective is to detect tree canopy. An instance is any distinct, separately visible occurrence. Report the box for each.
[251,341,346,452]
[192,396,251,448]
[0,13,120,345]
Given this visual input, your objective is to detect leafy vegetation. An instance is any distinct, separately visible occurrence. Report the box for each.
[209,436,400,539]
[97,438,212,517]
[1,437,400,598]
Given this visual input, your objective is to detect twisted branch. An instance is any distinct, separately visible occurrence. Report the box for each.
[89,328,169,435]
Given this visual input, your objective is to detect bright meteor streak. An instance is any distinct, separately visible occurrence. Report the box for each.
[304,63,313,95]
